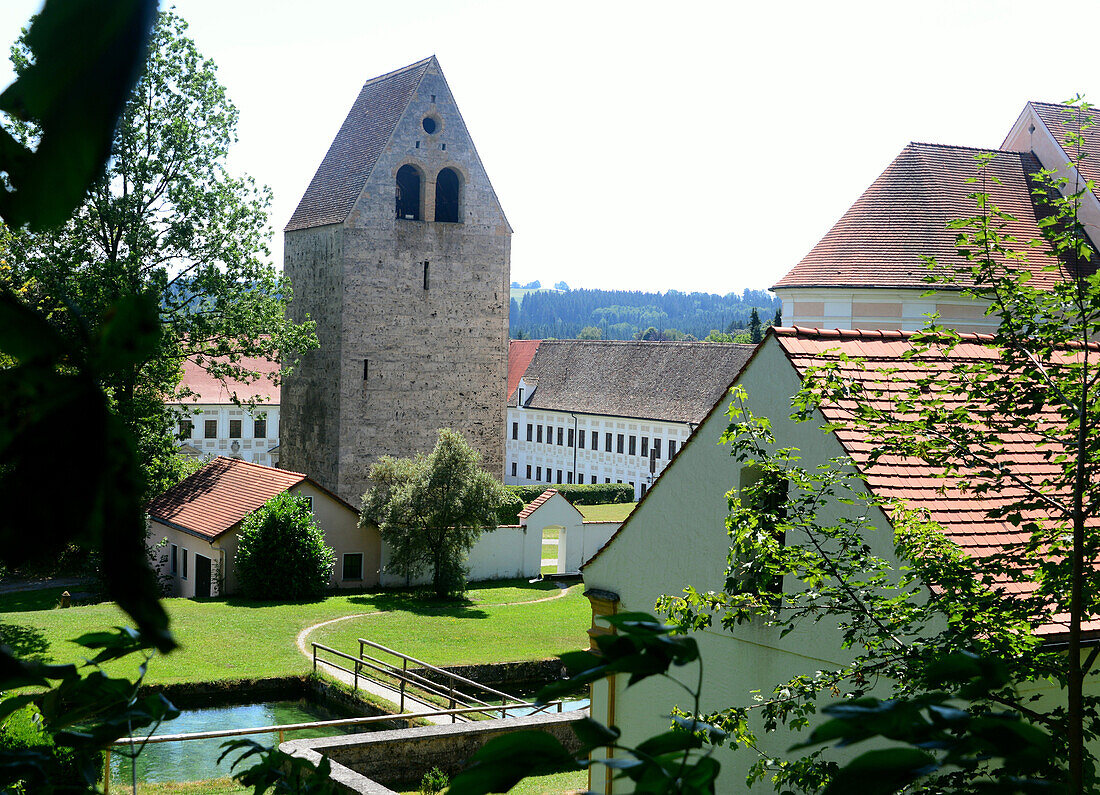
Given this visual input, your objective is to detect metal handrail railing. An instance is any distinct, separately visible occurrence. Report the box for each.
[103,701,568,794]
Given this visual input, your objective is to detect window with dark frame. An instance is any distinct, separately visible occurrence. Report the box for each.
[616,434,624,454]
[423,261,430,289]
[229,419,242,439]
[654,438,662,458]
[591,431,598,450]
[546,425,552,443]
[641,437,649,457]
[178,419,193,439]
[568,472,574,484]
[669,440,678,458]
[605,434,612,452]
[548,470,553,483]
[527,424,533,441]
[182,549,188,579]
[629,436,637,455]
[204,419,217,439]
[537,425,543,443]
[526,465,532,479]
[170,544,178,575]
[512,422,518,440]
[556,427,563,446]
[342,553,364,581]
[395,164,422,220]
[568,428,575,447]
[511,462,517,477]
[254,417,267,439]
[556,469,562,483]
[579,430,586,448]
[536,466,542,480]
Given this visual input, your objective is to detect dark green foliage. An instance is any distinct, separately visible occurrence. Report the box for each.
[511,287,780,341]
[748,307,763,344]
[0,705,97,791]
[220,738,336,794]
[499,483,634,523]
[419,766,449,794]
[495,491,525,526]
[361,429,510,599]
[235,493,336,600]
[449,613,721,795]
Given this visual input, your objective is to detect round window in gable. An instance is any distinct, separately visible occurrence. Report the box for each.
[422,116,439,135]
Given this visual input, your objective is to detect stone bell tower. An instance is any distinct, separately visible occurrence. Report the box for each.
[281,56,510,503]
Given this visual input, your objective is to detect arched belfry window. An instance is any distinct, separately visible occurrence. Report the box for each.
[396,164,422,220]
[434,167,461,223]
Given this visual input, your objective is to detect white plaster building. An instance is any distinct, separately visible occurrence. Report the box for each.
[505,340,754,500]
[773,102,1099,331]
[170,355,281,467]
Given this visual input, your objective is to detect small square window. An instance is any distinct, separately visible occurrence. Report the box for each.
[343,553,364,581]
[204,419,217,439]
[605,477,611,483]
[591,475,597,484]
[254,417,267,439]
[229,419,242,439]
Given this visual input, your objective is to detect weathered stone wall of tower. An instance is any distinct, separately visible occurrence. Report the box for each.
[281,224,345,493]
[335,65,509,503]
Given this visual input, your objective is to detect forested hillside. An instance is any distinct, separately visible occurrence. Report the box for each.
[509,288,781,340]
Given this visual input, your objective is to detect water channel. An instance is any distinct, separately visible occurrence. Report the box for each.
[108,698,379,784]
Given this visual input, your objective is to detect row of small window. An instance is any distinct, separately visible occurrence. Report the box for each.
[510,462,648,494]
[170,545,367,581]
[179,417,268,440]
[512,423,677,459]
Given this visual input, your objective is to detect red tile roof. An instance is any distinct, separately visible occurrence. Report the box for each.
[774,326,1096,636]
[773,143,1068,291]
[518,488,559,522]
[507,340,541,403]
[174,355,280,405]
[146,458,307,540]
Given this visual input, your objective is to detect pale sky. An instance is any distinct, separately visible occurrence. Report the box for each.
[2,1,1100,293]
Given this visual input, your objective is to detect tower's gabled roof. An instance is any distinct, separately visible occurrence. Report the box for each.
[773,143,1063,292]
[1022,101,1100,192]
[285,57,433,232]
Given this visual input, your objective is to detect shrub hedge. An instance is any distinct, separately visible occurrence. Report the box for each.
[497,483,635,524]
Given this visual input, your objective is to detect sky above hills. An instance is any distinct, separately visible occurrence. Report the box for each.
[2,1,1100,294]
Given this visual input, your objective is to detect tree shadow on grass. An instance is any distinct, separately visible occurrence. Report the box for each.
[0,621,51,661]
[219,595,332,609]
[346,591,489,619]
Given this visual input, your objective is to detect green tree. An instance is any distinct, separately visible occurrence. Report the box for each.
[748,307,763,343]
[703,329,735,343]
[4,9,316,499]
[772,307,782,327]
[577,325,602,340]
[360,429,510,599]
[235,493,336,600]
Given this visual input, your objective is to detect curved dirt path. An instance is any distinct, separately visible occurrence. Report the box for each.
[295,581,573,660]
[295,582,574,722]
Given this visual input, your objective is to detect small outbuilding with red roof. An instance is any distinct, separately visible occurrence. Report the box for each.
[146,457,378,598]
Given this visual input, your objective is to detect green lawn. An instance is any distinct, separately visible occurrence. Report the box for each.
[0,580,589,685]
[0,586,71,612]
[577,502,635,522]
[541,542,558,559]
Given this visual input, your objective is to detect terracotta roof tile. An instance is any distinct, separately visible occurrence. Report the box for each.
[146,458,307,540]
[172,355,280,405]
[1029,101,1100,192]
[507,340,541,403]
[773,326,1094,635]
[518,488,558,522]
[285,57,432,232]
[774,143,1072,291]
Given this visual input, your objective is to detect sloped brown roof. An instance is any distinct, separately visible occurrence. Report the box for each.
[173,355,280,405]
[518,488,558,521]
[1028,101,1100,191]
[285,57,432,232]
[774,326,1097,637]
[510,340,755,423]
[507,340,541,402]
[773,143,1066,292]
[146,458,307,540]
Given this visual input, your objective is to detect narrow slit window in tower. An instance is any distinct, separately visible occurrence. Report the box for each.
[435,168,460,223]
[423,261,430,289]
[395,164,421,220]
[363,359,369,381]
